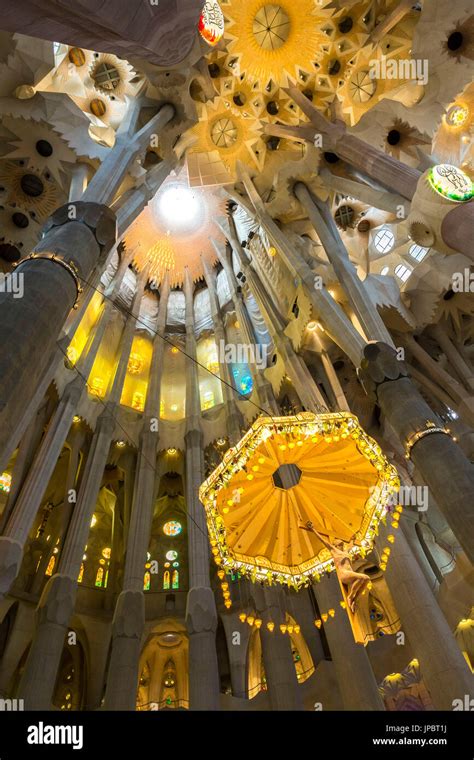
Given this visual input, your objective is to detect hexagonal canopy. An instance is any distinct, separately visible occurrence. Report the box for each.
[199,412,399,588]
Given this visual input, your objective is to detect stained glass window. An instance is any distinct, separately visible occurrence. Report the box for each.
[199,1,225,47]
[166,550,178,561]
[45,555,56,577]
[78,563,84,584]
[0,472,11,493]
[95,566,104,587]
[144,571,151,591]
[232,365,254,397]
[172,569,179,590]
[163,521,182,536]
[163,570,170,590]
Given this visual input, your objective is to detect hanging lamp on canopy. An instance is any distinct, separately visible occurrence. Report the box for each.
[199,412,399,589]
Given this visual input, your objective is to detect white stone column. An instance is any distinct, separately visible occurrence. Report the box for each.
[403,335,474,425]
[430,325,474,394]
[255,586,303,710]
[221,611,251,699]
[313,575,385,710]
[312,331,350,412]
[359,343,474,562]
[376,523,473,709]
[68,162,90,203]
[82,102,175,207]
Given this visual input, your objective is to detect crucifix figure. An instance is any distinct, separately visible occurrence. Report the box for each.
[300,521,371,613]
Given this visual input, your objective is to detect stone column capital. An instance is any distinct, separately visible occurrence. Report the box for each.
[36,574,77,627]
[111,590,145,640]
[358,342,408,401]
[41,202,117,258]
[185,427,203,449]
[0,537,24,599]
[186,586,218,636]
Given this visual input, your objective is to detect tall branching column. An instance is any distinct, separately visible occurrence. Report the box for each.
[236,166,366,368]
[104,275,171,710]
[213,239,279,415]
[17,269,149,709]
[202,258,243,444]
[227,216,327,413]
[294,182,394,346]
[183,268,220,710]
[0,251,133,599]
[0,102,174,460]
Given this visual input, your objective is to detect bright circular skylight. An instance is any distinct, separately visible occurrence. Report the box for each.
[155,184,204,236]
[374,228,395,254]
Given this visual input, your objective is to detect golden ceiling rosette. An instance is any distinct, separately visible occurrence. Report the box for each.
[199,412,399,589]
[337,12,420,126]
[187,97,267,181]
[222,0,331,87]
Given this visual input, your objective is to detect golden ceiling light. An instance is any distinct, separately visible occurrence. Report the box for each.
[68,47,86,67]
[224,0,329,87]
[90,99,107,118]
[445,103,470,129]
[199,412,399,589]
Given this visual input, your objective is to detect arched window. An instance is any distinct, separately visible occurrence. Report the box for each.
[163,570,170,590]
[95,566,104,587]
[394,264,411,282]
[172,569,179,590]
[380,266,390,276]
[143,571,151,591]
[45,555,56,577]
[409,244,429,262]
[77,564,84,584]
